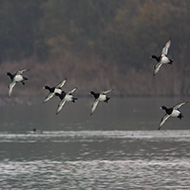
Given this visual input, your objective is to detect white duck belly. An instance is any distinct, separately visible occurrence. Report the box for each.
[65,94,73,102]
[171,110,180,117]
[98,94,106,101]
[161,56,170,64]
[14,74,23,82]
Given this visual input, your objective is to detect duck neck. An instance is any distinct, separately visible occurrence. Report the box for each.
[45,86,54,92]
[151,55,160,62]
[7,72,14,80]
[90,91,99,99]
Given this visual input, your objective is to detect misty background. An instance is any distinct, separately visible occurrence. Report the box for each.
[0,0,190,97]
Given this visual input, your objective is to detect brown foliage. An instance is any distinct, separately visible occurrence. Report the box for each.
[1,53,189,97]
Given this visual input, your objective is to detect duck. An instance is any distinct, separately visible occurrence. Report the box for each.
[7,69,29,97]
[90,89,113,115]
[158,101,188,130]
[55,87,78,115]
[33,128,42,134]
[43,78,67,103]
[151,39,173,76]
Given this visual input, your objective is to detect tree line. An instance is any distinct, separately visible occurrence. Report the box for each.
[0,0,190,96]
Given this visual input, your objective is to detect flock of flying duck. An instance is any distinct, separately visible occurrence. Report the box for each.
[6,39,188,130]
[7,70,113,116]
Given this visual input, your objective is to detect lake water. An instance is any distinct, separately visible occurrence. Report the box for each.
[0,97,190,189]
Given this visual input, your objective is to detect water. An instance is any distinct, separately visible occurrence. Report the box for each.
[0,97,190,189]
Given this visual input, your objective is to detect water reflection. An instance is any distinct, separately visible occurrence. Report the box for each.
[0,97,189,132]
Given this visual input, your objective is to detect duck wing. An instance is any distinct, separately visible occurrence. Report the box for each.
[102,89,113,94]
[8,81,17,97]
[90,99,99,115]
[67,87,78,95]
[161,39,171,56]
[158,114,170,130]
[153,62,162,76]
[43,92,54,103]
[56,99,66,114]
[56,78,67,88]
[16,69,30,75]
[173,101,188,110]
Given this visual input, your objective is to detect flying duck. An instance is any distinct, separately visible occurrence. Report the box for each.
[151,39,173,76]
[158,101,188,130]
[43,78,67,103]
[7,69,29,97]
[90,89,113,115]
[55,87,78,115]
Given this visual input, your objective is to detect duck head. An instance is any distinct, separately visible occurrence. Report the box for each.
[160,106,167,110]
[43,86,54,92]
[7,72,14,80]
[151,55,160,62]
[90,91,95,95]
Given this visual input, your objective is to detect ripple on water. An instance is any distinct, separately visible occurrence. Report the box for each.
[0,130,190,142]
[0,159,190,189]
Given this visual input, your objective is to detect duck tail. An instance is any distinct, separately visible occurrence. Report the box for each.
[105,97,110,103]
[178,113,183,119]
[72,97,78,103]
[168,59,173,64]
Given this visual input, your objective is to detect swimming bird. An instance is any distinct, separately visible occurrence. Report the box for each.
[43,78,67,103]
[7,69,29,97]
[151,39,173,76]
[158,101,188,130]
[55,87,78,115]
[33,128,42,134]
[90,89,113,115]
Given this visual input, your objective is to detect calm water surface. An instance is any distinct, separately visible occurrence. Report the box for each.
[0,97,190,189]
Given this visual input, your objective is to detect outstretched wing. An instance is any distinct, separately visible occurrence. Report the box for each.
[90,100,99,115]
[153,62,162,76]
[102,89,113,94]
[173,101,188,110]
[158,114,170,130]
[161,39,171,56]
[56,99,66,115]
[67,87,78,95]
[8,81,17,97]
[16,69,30,75]
[56,78,67,88]
[43,92,54,103]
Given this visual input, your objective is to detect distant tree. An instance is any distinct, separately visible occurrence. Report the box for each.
[0,0,44,62]
[1,0,190,73]
[40,0,122,55]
